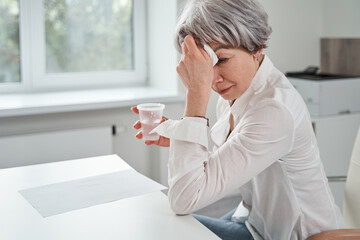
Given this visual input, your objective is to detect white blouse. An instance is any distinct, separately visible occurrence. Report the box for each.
[153,55,344,240]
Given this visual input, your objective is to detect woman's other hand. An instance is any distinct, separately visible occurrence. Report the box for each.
[177,35,214,117]
[131,106,170,147]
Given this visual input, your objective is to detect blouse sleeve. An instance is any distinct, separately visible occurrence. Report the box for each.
[153,100,295,215]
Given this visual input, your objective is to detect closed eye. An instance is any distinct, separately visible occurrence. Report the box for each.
[216,58,229,65]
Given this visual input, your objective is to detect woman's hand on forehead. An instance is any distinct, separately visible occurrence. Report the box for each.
[177,35,214,117]
[183,35,209,60]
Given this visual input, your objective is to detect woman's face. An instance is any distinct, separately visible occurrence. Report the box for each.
[209,43,261,101]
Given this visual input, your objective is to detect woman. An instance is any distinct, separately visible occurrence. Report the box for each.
[132,0,343,239]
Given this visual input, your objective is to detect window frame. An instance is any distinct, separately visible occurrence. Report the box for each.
[0,0,147,93]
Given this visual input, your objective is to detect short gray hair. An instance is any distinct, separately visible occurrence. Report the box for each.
[175,0,272,53]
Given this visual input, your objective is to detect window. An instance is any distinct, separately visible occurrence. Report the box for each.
[45,0,135,73]
[0,0,146,92]
[0,0,21,84]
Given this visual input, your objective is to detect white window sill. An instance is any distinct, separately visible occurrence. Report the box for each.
[0,87,185,118]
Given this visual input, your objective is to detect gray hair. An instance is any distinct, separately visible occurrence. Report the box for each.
[175,0,272,53]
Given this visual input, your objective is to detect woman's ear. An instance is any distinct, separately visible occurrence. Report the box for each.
[254,46,263,62]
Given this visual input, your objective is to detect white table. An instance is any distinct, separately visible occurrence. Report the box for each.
[0,155,219,240]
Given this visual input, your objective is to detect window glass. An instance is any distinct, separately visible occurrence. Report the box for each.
[0,0,20,83]
[44,0,133,73]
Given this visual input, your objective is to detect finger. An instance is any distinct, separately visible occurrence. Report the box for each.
[160,117,168,123]
[145,137,170,147]
[145,140,155,145]
[133,120,141,129]
[184,35,200,55]
[136,131,143,139]
[131,106,139,114]
[199,47,213,65]
[176,61,190,82]
[145,139,162,146]
[158,136,170,147]
[181,41,188,56]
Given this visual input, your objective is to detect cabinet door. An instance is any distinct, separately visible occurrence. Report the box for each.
[328,181,346,211]
[313,113,360,176]
[0,127,112,168]
[313,113,360,212]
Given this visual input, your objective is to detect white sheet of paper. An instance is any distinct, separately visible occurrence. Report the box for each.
[19,170,167,217]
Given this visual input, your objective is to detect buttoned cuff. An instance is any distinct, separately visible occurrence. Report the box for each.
[151,117,208,149]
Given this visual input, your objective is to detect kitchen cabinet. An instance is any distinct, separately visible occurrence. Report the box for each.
[0,126,112,168]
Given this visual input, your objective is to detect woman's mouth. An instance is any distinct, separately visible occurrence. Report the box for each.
[219,86,232,95]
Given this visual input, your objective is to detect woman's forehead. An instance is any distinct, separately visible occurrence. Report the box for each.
[208,43,229,51]
[209,43,250,54]
[213,46,230,52]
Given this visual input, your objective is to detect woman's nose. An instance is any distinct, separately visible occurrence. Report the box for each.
[212,67,223,85]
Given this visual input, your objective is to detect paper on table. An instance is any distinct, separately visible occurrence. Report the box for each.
[19,169,167,217]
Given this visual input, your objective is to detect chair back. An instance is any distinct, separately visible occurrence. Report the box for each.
[343,127,360,228]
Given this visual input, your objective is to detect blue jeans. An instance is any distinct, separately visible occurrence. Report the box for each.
[192,208,254,240]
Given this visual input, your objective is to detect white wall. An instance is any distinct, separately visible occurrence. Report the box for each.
[147,0,179,92]
[322,0,360,38]
[259,0,323,73]
[258,0,360,73]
